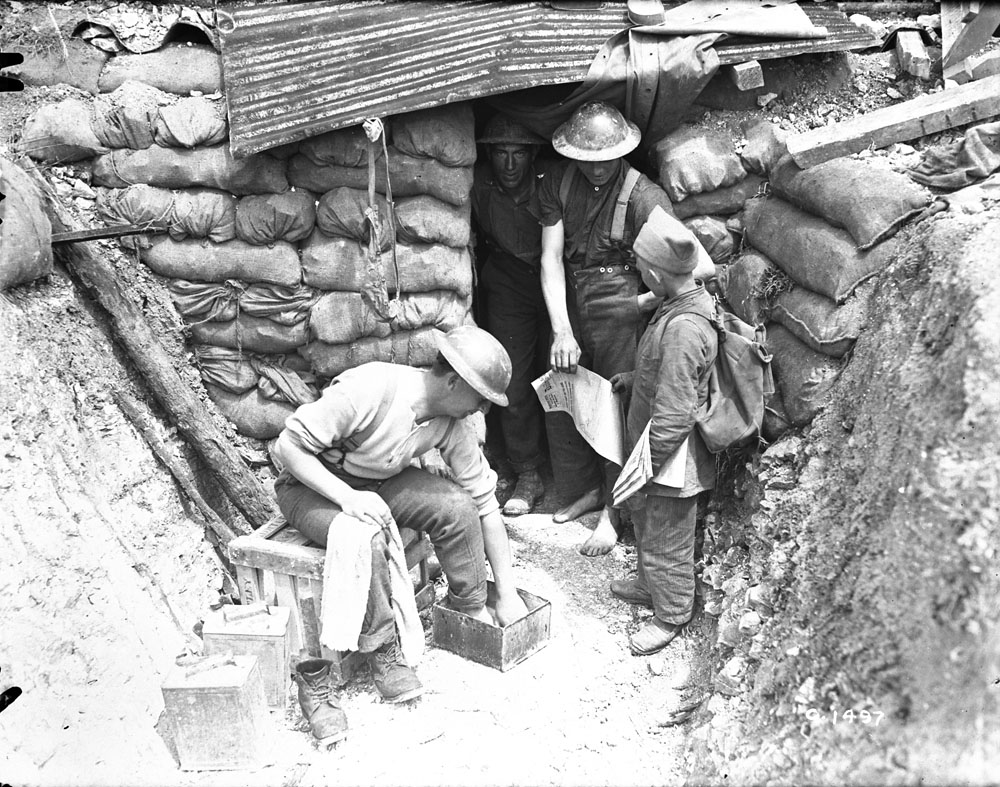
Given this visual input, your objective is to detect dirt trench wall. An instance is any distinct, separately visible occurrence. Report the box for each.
[704,210,1000,784]
[0,272,226,784]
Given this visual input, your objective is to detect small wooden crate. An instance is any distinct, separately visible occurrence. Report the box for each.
[202,604,291,708]
[161,655,273,771]
[227,516,435,682]
[431,581,551,671]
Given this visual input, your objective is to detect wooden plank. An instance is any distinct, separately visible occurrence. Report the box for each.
[727,60,765,91]
[275,574,303,655]
[942,2,1000,70]
[260,569,278,606]
[254,515,288,540]
[51,224,161,245]
[297,579,323,657]
[234,564,262,605]
[895,30,932,80]
[785,73,1000,168]
[228,536,326,580]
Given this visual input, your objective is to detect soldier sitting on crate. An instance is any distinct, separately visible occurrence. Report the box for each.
[272,325,528,745]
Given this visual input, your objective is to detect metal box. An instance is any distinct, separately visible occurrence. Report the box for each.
[202,604,291,708]
[161,654,274,771]
[431,581,551,671]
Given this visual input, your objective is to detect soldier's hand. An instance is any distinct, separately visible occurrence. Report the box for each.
[338,490,394,529]
[419,451,453,480]
[550,330,581,374]
[609,371,635,395]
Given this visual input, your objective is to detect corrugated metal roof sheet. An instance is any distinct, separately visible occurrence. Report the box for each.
[219,1,878,157]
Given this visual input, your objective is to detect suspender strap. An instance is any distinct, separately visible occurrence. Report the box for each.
[558,160,577,210]
[611,165,642,244]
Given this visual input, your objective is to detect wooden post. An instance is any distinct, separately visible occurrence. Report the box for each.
[30,168,278,532]
[895,30,932,80]
[942,1,1000,71]
[785,73,1000,168]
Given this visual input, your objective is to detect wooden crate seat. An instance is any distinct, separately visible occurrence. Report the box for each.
[227,515,435,681]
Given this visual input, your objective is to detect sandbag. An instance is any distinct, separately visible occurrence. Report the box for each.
[266,141,301,161]
[672,175,765,219]
[299,125,384,168]
[392,103,476,167]
[771,281,873,359]
[315,188,392,249]
[909,121,1000,190]
[769,154,930,249]
[141,237,301,286]
[719,249,785,326]
[92,145,288,195]
[744,196,896,303]
[761,386,794,443]
[98,44,223,95]
[395,195,470,247]
[169,280,316,324]
[652,125,746,203]
[740,121,788,177]
[310,290,470,344]
[97,185,237,246]
[0,157,53,290]
[766,323,842,428]
[91,81,163,149]
[682,215,733,263]
[9,37,108,95]
[190,314,310,354]
[300,233,473,297]
[21,100,107,163]
[299,327,441,378]
[205,383,296,440]
[288,148,474,207]
[236,191,317,245]
[154,96,228,148]
[195,345,261,393]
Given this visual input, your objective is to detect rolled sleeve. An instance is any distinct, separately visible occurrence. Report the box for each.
[439,418,501,518]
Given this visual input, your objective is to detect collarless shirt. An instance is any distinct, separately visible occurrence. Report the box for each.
[471,162,552,269]
[278,362,500,518]
[538,159,676,270]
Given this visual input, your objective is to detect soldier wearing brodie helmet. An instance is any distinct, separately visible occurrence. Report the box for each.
[472,114,557,516]
[273,325,527,746]
[539,101,716,556]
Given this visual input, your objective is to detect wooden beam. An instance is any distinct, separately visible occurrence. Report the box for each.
[727,60,765,91]
[942,2,1000,70]
[895,30,932,80]
[785,73,1000,168]
[27,167,279,532]
[52,224,162,245]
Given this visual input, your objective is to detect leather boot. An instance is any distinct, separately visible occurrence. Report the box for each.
[368,640,423,703]
[293,659,348,745]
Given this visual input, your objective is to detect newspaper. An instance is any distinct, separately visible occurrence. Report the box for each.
[531,368,624,466]
[611,422,688,507]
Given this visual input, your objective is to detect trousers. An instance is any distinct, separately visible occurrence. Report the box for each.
[628,492,699,626]
[548,263,644,503]
[275,466,488,652]
[481,254,551,473]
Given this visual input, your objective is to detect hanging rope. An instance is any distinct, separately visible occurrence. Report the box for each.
[361,117,400,323]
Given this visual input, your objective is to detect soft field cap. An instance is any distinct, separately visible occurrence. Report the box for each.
[633,206,706,275]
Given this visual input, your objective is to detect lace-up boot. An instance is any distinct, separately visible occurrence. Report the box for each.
[368,640,423,703]
[293,659,348,745]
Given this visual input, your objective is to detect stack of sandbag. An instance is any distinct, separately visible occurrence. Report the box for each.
[651,124,760,264]
[195,345,319,440]
[725,152,931,437]
[296,103,476,377]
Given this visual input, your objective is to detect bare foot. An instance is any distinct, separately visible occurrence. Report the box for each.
[579,506,620,557]
[467,605,496,626]
[553,487,603,523]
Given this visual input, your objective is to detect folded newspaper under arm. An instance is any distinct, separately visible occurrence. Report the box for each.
[611,422,688,507]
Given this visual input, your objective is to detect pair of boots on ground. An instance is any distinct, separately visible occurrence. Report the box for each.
[293,637,420,745]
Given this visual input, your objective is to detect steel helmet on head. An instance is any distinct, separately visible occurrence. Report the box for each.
[435,326,512,406]
[551,101,641,162]
[477,114,549,146]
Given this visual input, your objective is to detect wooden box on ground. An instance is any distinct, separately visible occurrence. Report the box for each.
[431,581,551,671]
[161,655,273,771]
[202,603,291,708]
[227,515,436,683]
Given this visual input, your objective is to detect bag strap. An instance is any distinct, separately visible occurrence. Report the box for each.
[611,164,642,244]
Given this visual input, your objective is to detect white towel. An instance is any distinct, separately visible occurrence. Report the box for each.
[319,512,424,665]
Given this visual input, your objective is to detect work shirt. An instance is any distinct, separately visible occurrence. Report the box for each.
[627,285,718,498]
[471,162,553,270]
[277,362,500,518]
[538,159,675,270]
